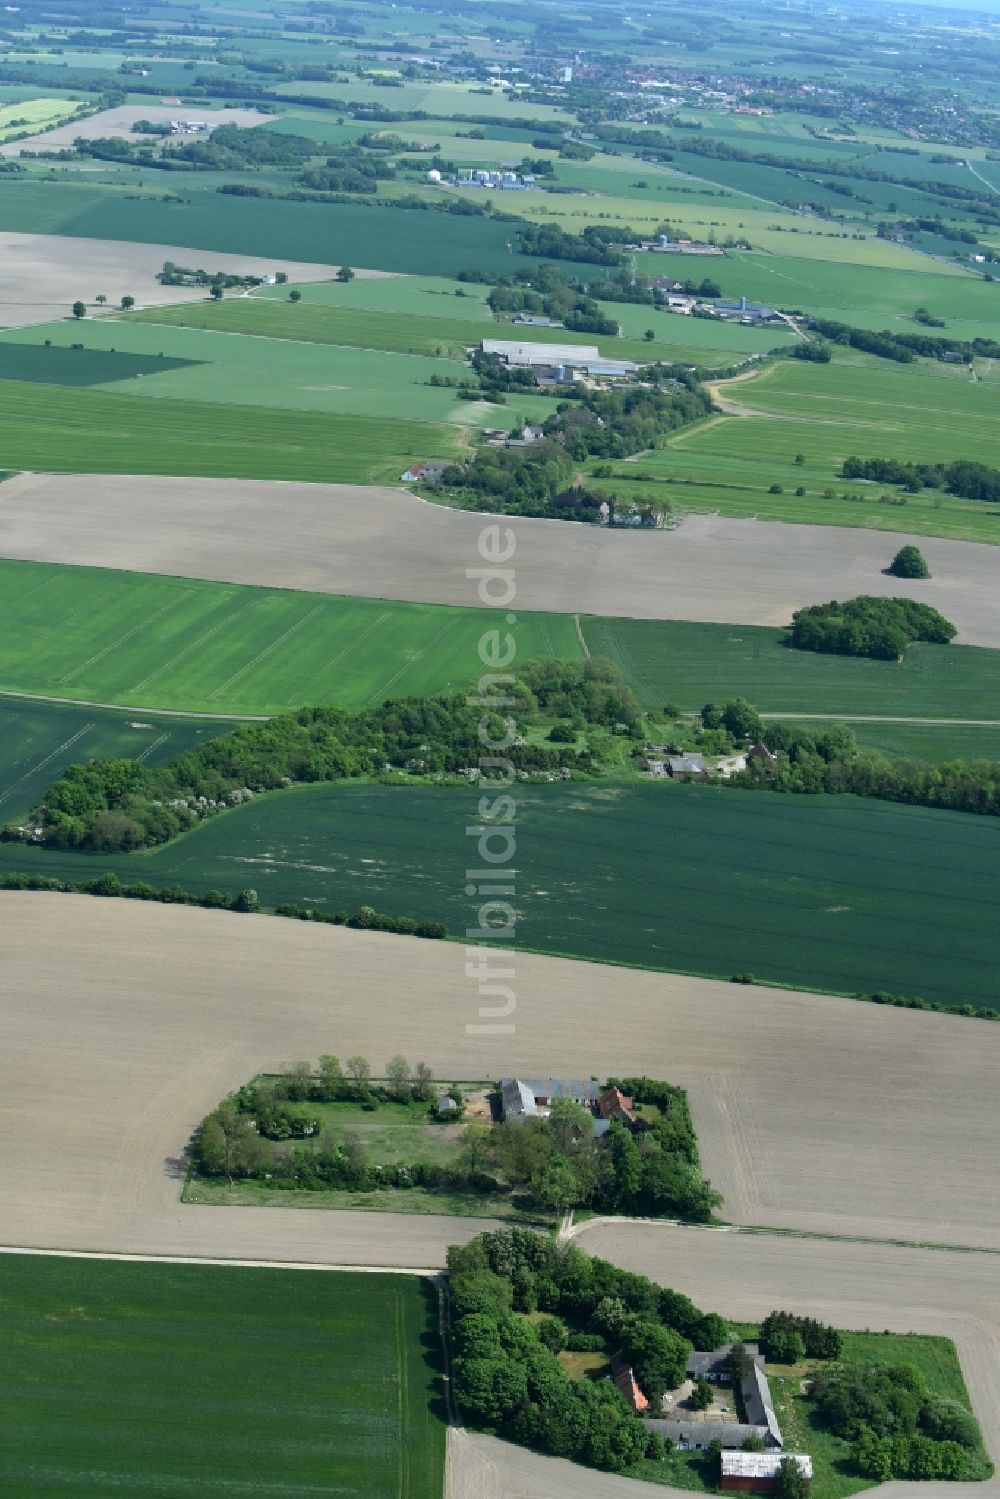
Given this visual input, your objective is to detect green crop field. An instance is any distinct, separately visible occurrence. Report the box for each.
[0,1253,444,1499]
[0,697,235,820]
[3,318,552,426]
[598,354,1000,544]
[582,617,1000,721]
[0,379,457,481]
[0,560,581,715]
[5,782,999,1010]
[0,178,565,276]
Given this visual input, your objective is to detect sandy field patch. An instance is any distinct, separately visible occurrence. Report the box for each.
[0,233,373,328]
[1,894,999,1260]
[0,103,267,155]
[0,474,997,644]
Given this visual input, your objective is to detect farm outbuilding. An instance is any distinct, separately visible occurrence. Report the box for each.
[721,1453,813,1493]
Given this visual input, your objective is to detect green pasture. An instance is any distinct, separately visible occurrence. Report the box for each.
[0,560,581,716]
[4,317,547,425]
[581,618,1000,723]
[256,273,495,317]
[8,781,999,1009]
[0,1254,444,1499]
[272,76,571,121]
[129,291,792,368]
[642,249,983,326]
[0,378,457,481]
[0,96,74,137]
[0,698,235,820]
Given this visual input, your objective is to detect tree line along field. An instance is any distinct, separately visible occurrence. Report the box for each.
[4,781,998,1011]
[0,378,458,482]
[0,698,235,821]
[0,1254,444,1499]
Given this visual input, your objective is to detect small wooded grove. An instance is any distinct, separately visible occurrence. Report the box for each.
[3,661,640,853]
[447,1228,731,1471]
[811,1362,988,1482]
[842,455,1000,504]
[191,1072,721,1221]
[788,597,957,660]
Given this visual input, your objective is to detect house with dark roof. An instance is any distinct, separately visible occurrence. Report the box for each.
[499,1077,538,1122]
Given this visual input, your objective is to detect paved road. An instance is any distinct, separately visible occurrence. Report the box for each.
[1,474,998,643]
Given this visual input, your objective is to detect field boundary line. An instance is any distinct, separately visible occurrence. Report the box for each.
[573,614,591,659]
[0,1244,441,1273]
[0,687,267,721]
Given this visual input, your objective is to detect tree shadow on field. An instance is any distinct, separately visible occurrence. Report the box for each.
[420,1278,450,1428]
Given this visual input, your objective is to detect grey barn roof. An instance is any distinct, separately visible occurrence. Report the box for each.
[687,1343,763,1379]
[649,1420,775,1450]
[500,1077,537,1119]
[742,1362,782,1447]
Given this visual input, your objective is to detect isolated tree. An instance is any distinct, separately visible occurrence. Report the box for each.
[336,264,355,283]
[794,453,805,465]
[231,888,259,913]
[120,294,135,310]
[346,1054,371,1094]
[728,1341,753,1381]
[643,328,655,341]
[413,1061,434,1100]
[95,293,107,306]
[71,300,86,320]
[317,1053,344,1100]
[386,1053,412,1101]
[887,544,930,579]
[275,271,288,284]
[720,697,763,743]
[210,282,224,301]
[689,1378,714,1410]
[288,288,302,302]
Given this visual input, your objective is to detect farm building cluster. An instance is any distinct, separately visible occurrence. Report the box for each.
[480,338,639,384]
[499,1077,649,1138]
[612,1339,812,1488]
[644,743,776,780]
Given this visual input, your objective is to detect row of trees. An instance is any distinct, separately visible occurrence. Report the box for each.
[6,661,638,852]
[788,596,957,660]
[843,455,1000,505]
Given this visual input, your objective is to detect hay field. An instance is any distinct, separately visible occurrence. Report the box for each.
[2,893,999,1256]
[0,1254,444,1499]
[0,230,347,328]
[1,475,997,644]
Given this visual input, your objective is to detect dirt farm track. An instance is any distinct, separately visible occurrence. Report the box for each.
[1,473,999,644]
[2,895,1000,1498]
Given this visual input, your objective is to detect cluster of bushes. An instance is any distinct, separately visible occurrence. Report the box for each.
[788,596,957,659]
[448,1228,728,1472]
[842,455,1000,505]
[461,1079,719,1219]
[760,1310,842,1362]
[811,1362,987,1482]
[5,662,636,852]
[861,990,998,1021]
[298,147,396,194]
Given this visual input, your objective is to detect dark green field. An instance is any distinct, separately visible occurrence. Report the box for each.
[0,698,235,820]
[5,782,998,1009]
[583,617,1000,720]
[0,1254,444,1499]
[0,343,199,385]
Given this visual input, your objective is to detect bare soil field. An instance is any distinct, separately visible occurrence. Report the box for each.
[0,233,360,327]
[447,1228,1000,1499]
[2,894,999,1259]
[0,104,267,155]
[0,475,997,644]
